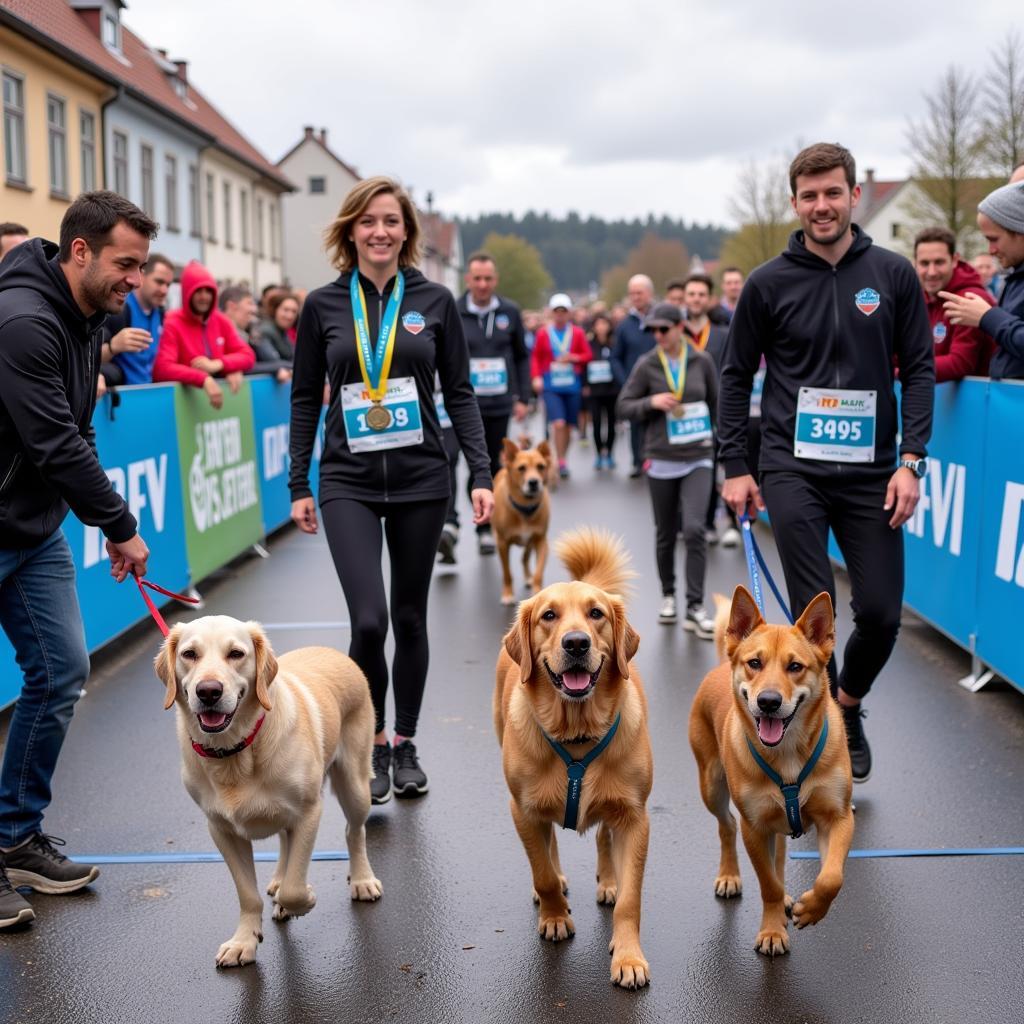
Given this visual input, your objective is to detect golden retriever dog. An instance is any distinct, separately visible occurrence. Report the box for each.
[492,438,553,605]
[154,616,382,968]
[494,528,653,989]
[688,587,854,956]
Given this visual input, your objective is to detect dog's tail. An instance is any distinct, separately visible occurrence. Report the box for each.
[712,592,731,662]
[555,528,636,596]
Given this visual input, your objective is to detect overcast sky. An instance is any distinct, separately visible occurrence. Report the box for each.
[125,0,1017,227]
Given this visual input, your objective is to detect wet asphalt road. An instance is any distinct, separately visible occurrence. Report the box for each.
[1,435,1023,1024]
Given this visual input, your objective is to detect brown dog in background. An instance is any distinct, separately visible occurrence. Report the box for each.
[688,587,854,956]
[491,438,552,605]
[494,528,653,988]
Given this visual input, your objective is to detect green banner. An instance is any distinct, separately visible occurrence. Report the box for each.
[174,382,264,582]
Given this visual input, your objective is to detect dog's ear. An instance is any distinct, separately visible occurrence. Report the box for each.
[611,596,640,679]
[248,622,279,711]
[536,440,552,460]
[503,598,534,684]
[502,437,520,467]
[154,624,183,710]
[726,585,763,655]
[796,592,835,658]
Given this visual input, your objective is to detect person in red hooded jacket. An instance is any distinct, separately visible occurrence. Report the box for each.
[153,261,255,407]
[913,226,993,383]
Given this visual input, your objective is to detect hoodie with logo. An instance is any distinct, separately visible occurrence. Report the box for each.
[719,227,935,480]
[0,238,137,548]
[153,262,255,387]
[923,259,993,383]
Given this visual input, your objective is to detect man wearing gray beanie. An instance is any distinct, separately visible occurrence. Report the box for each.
[941,181,1024,379]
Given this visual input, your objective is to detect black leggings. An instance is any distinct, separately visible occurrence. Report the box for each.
[321,496,449,737]
[760,470,903,701]
[588,394,618,453]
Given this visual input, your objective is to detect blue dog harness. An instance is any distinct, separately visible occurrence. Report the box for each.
[542,713,621,831]
[745,718,829,839]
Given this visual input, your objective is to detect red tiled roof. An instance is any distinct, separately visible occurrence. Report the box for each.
[855,178,904,224]
[0,0,292,190]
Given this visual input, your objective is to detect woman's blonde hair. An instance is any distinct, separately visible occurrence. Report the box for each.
[324,176,422,273]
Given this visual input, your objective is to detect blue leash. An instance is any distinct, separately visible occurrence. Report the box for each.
[542,713,621,831]
[739,514,793,624]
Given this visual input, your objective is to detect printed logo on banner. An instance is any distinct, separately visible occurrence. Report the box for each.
[402,311,426,335]
[189,418,260,533]
[995,481,1024,587]
[262,424,289,482]
[854,287,881,316]
[904,457,965,556]
[933,323,947,342]
[496,313,511,331]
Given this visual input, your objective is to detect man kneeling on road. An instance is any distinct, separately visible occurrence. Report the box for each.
[0,191,153,929]
[719,142,935,784]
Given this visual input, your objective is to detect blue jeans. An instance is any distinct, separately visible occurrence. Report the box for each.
[0,530,89,847]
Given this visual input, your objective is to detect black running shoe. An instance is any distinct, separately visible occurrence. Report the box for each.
[0,863,35,929]
[841,703,872,783]
[437,524,458,564]
[371,744,393,805]
[392,740,429,798]
[2,834,99,894]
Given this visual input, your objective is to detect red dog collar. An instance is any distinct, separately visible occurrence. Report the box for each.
[192,714,265,759]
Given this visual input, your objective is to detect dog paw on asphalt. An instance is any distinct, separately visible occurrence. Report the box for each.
[754,925,790,956]
[537,911,575,942]
[610,950,651,989]
[596,880,617,905]
[349,875,383,901]
[215,930,262,968]
[714,873,742,898]
[273,883,316,920]
[792,889,829,928]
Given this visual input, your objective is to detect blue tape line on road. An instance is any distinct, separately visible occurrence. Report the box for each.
[76,851,350,865]
[259,622,350,630]
[791,847,1024,860]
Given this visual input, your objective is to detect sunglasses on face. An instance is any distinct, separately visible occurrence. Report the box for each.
[650,325,674,335]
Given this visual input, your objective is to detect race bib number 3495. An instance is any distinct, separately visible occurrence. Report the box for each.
[794,387,876,463]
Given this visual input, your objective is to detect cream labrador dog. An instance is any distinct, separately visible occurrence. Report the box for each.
[155,616,382,967]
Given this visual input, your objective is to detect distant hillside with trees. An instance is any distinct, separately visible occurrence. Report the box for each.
[456,212,731,293]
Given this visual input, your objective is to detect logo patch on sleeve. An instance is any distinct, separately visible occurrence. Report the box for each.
[854,288,881,316]
[402,311,426,335]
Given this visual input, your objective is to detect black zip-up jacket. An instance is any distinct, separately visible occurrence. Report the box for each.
[719,227,934,479]
[289,268,492,504]
[0,239,137,548]
[456,293,530,417]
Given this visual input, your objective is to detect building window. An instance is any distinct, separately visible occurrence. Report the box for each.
[223,181,233,248]
[309,176,326,194]
[205,172,216,242]
[3,72,26,185]
[112,130,128,196]
[188,164,200,236]
[140,144,154,215]
[269,203,279,260]
[256,196,265,257]
[164,154,178,230]
[240,189,250,252]
[102,11,121,51]
[891,223,902,240]
[79,110,96,192]
[171,77,186,100]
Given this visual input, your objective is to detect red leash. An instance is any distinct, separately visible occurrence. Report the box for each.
[134,576,200,636]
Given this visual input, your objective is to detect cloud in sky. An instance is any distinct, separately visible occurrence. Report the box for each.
[124,0,1017,225]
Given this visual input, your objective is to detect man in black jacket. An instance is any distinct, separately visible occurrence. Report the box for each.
[439,251,529,560]
[719,143,934,783]
[0,191,155,929]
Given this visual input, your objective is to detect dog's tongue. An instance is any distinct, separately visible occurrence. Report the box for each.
[758,717,784,745]
[561,671,592,692]
[200,711,228,730]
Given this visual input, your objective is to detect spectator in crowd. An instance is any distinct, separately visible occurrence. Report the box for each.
[585,312,620,469]
[610,303,628,328]
[942,181,1024,380]
[99,252,174,386]
[665,278,687,309]
[913,227,992,383]
[152,261,255,408]
[971,253,1002,299]
[523,310,541,353]
[259,283,282,317]
[258,291,300,360]
[0,223,28,262]
[611,273,656,476]
[220,285,291,382]
[717,266,744,322]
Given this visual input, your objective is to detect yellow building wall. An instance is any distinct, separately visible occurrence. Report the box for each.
[0,28,111,241]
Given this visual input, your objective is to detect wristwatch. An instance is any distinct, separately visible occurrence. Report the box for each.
[899,458,927,479]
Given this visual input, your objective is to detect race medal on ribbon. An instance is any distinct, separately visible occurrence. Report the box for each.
[366,403,393,431]
[671,405,685,418]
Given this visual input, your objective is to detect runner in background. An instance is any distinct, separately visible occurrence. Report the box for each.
[585,312,620,469]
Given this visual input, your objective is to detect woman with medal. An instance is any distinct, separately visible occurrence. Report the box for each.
[616,302,717,639]
[289,177,494,804]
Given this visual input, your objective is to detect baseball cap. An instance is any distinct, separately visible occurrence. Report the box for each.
[643,302,684,330]
[548,293,572,311]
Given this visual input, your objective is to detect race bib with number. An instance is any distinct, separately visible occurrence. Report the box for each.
[587,360,613,384]
[794,387,876,463]
[548,363,577,391]
[470,357,508,396]
[342,376,423,453]
[667,401,713,445]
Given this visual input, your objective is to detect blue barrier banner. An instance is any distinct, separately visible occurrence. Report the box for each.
[974,381,1024,687]
[251,376,326,535]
